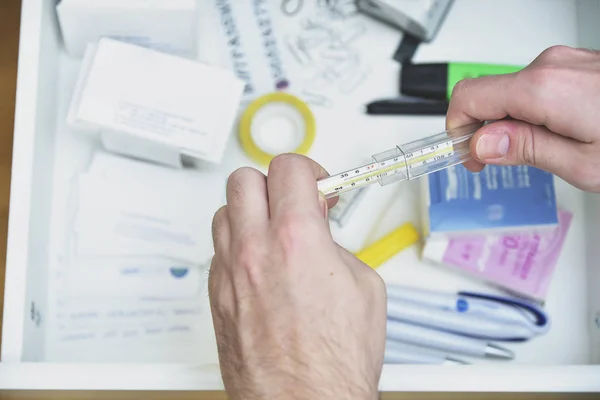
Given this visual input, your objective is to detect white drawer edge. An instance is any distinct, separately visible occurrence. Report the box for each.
[0,364,599,391]
[1,0,45,361]
[0,363,223,391]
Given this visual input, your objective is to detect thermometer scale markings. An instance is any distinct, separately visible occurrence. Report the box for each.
[318,141,454,196]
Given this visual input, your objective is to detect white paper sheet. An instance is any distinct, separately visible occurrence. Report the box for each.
[46,151,223,362]
[63,255,202,300]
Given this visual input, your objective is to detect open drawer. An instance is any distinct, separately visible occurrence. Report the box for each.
[1,0,600,392]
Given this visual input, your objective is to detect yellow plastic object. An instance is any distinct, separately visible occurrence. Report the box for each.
[354,222,420,269]
[238,92,316,166]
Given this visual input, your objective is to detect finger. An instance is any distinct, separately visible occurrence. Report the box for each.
[226,167,269,234]
[447,121,485,173]
[446,61,596,144]
[207,257,219,301]
[462,159,485,173]
[211,205,231,253]
[575,48,600,59]
[207,256,234,308]
[267,154,336,220]
[446,73,516,130]
[317,186,339,219]
[530,45,600,66]
[470,119,585,183]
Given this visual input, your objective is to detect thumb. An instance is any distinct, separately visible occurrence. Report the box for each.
[470,119,582,180]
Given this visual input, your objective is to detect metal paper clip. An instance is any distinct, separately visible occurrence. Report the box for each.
[281,0,304,16]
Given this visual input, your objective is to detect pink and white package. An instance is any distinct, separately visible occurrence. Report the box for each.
[422,209,573,301]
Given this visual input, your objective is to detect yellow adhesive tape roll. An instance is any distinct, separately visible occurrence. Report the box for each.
[238,92,316,166]
[355,223,420,269]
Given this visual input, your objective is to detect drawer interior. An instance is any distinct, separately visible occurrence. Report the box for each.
[4,0,600,370]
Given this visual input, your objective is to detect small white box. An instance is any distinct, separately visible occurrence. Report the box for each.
[56,0,198,58]
[67,38,245,167]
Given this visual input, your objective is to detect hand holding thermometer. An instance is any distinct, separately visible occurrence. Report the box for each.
[316,122,482,198]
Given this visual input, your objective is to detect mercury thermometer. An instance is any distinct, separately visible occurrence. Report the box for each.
[317,122,481,198]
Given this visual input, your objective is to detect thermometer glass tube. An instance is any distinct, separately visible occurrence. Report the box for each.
[317,122,481,198]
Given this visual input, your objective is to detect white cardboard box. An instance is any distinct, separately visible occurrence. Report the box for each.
[67,38,244,167]
[1,0,600,392]
[56,0,198,58]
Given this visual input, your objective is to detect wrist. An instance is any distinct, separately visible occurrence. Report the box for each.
[234,370,378,400]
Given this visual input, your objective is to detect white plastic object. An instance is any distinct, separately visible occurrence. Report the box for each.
[317,122,480,198]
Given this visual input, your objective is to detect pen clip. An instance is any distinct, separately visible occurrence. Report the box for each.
[458,291,550,337]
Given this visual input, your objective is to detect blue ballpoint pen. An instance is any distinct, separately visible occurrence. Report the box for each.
[386,284,550,341]
[385,340,468,365]
[386,319,514,359]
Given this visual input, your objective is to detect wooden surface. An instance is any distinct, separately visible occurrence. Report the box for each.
[0,0,597,398]
[0,0,20,358]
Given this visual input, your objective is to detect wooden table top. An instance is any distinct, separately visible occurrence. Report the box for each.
[0,1,596,398]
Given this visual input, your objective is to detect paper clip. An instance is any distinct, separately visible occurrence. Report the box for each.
[281,0,303,16]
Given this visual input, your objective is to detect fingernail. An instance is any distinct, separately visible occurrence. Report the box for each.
[318,193,328,220]
[476,133,509,160]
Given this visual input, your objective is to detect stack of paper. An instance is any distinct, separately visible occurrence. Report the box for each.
[66,152,225,301]
[49,152,226,362]
[56,0,198,58]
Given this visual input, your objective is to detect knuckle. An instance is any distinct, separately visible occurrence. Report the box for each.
[269,153,304,171]
[450,78,471,98]
[579,47,600,58]
[524,65,560,89]
[538,44,572,61]
[275,213,319,255]
[517,66,562,117]
[212,206,229,239]
[520,125,537,166]
[234,235,265,278]
[207,260,233,315]
[236,235,263,264]
[207,257,219,297]
[212,285,233,313]
[227,167,260,204]
[279,212,317,235]
[228,166,261,184]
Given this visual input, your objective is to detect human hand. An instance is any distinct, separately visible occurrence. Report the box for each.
[447,45,600,192]
[209,154,387,400]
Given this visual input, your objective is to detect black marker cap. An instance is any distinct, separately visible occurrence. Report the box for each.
[400,63,449,101]
[365,96,448,116]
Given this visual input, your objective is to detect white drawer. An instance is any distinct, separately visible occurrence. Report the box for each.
[2,0,600,392]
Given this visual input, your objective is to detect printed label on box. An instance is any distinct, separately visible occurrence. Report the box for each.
[439,209,573,299]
